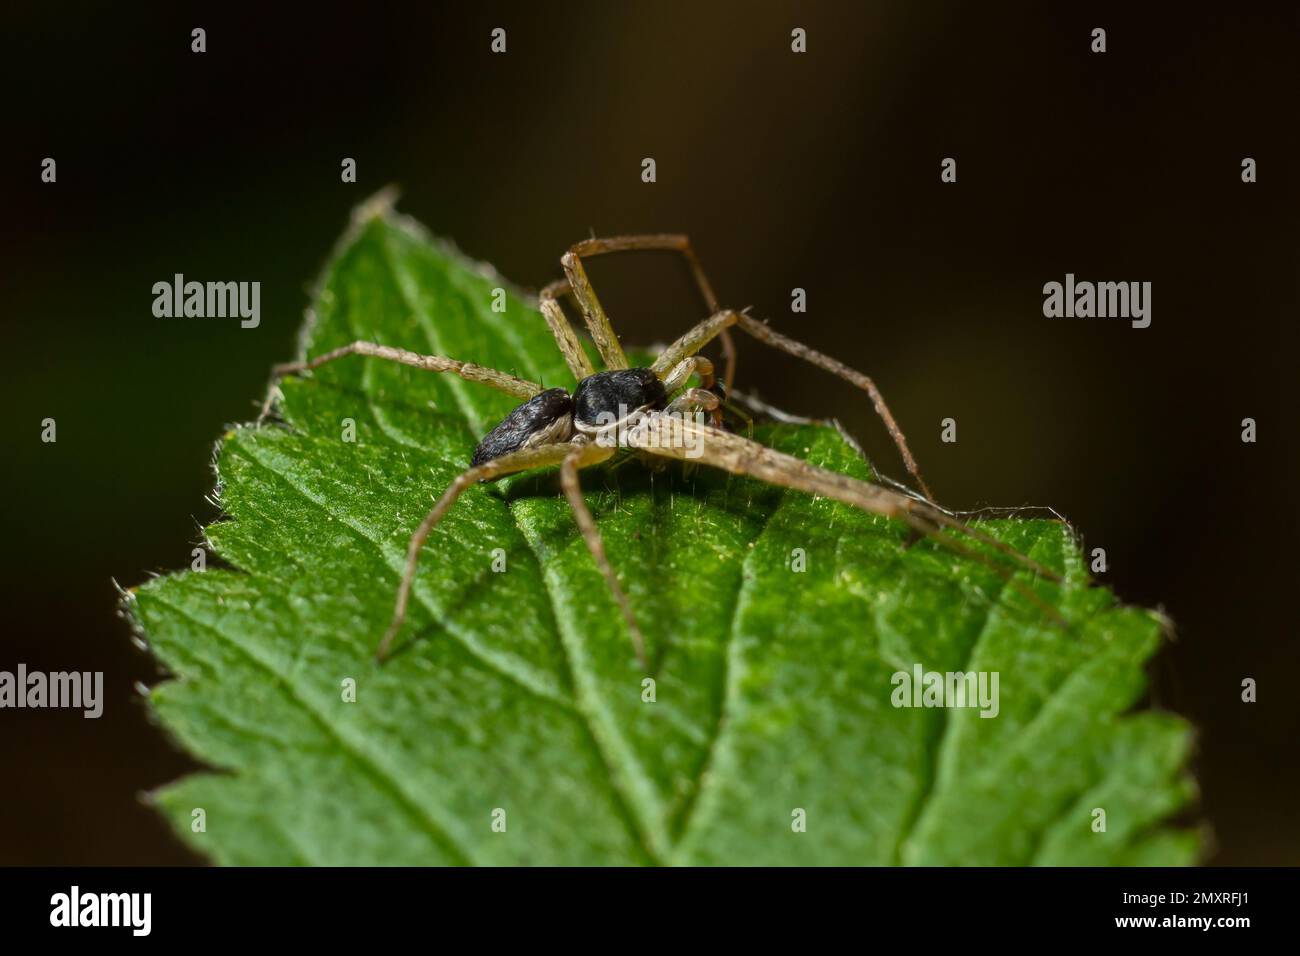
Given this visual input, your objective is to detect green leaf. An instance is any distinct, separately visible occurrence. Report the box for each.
[128,203,1200,866]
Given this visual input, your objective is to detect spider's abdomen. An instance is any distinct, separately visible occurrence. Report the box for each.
[471,388,574,468]
[572,368,666,428]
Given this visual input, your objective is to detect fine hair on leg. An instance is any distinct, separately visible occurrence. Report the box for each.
[623,413,1063,604]
[260,340,543,421]
[652,310,934,502]
[564,234,738,391]
[538,279,597,381]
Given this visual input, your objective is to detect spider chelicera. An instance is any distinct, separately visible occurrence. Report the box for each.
[264,233,1058,668]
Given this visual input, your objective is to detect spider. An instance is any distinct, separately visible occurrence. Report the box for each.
[264,234,1059,668]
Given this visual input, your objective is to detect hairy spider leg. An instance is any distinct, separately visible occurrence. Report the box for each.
[661,354,715,392]
[664,387,721,416]
[652,310,936,502]
[624,412,1062,594]
[379,443,580,661]
[539,279,597,381]
[380,440,641,665]
[260,343,647,667]
[258,340,544,421]
[551,234,738,390]
[558,442,645,668]
[661,354,725,426]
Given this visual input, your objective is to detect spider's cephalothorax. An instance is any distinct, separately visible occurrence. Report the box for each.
[573,368,666,430]
[470,368,667,469]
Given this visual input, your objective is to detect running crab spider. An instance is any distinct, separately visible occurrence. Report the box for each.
[264,234,1060,669]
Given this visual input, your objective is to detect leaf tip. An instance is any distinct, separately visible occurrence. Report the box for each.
[352,185,401,226]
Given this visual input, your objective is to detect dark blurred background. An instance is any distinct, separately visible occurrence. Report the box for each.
[1,2,1295,865]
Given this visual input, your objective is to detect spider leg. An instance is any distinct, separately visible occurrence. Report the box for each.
[560,247,628,372]
[662,355,724,426]
[378,442,576,661]
[557,442,647,669]
[664,387,720,416]
[559,234,738,389]
[652,310,934,502]
[538,279,597,381]
[260,340,543,422]
[662,355,715,393]
[651,310,737,375]
[624,413,1062,592]
[731,314,933,500]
